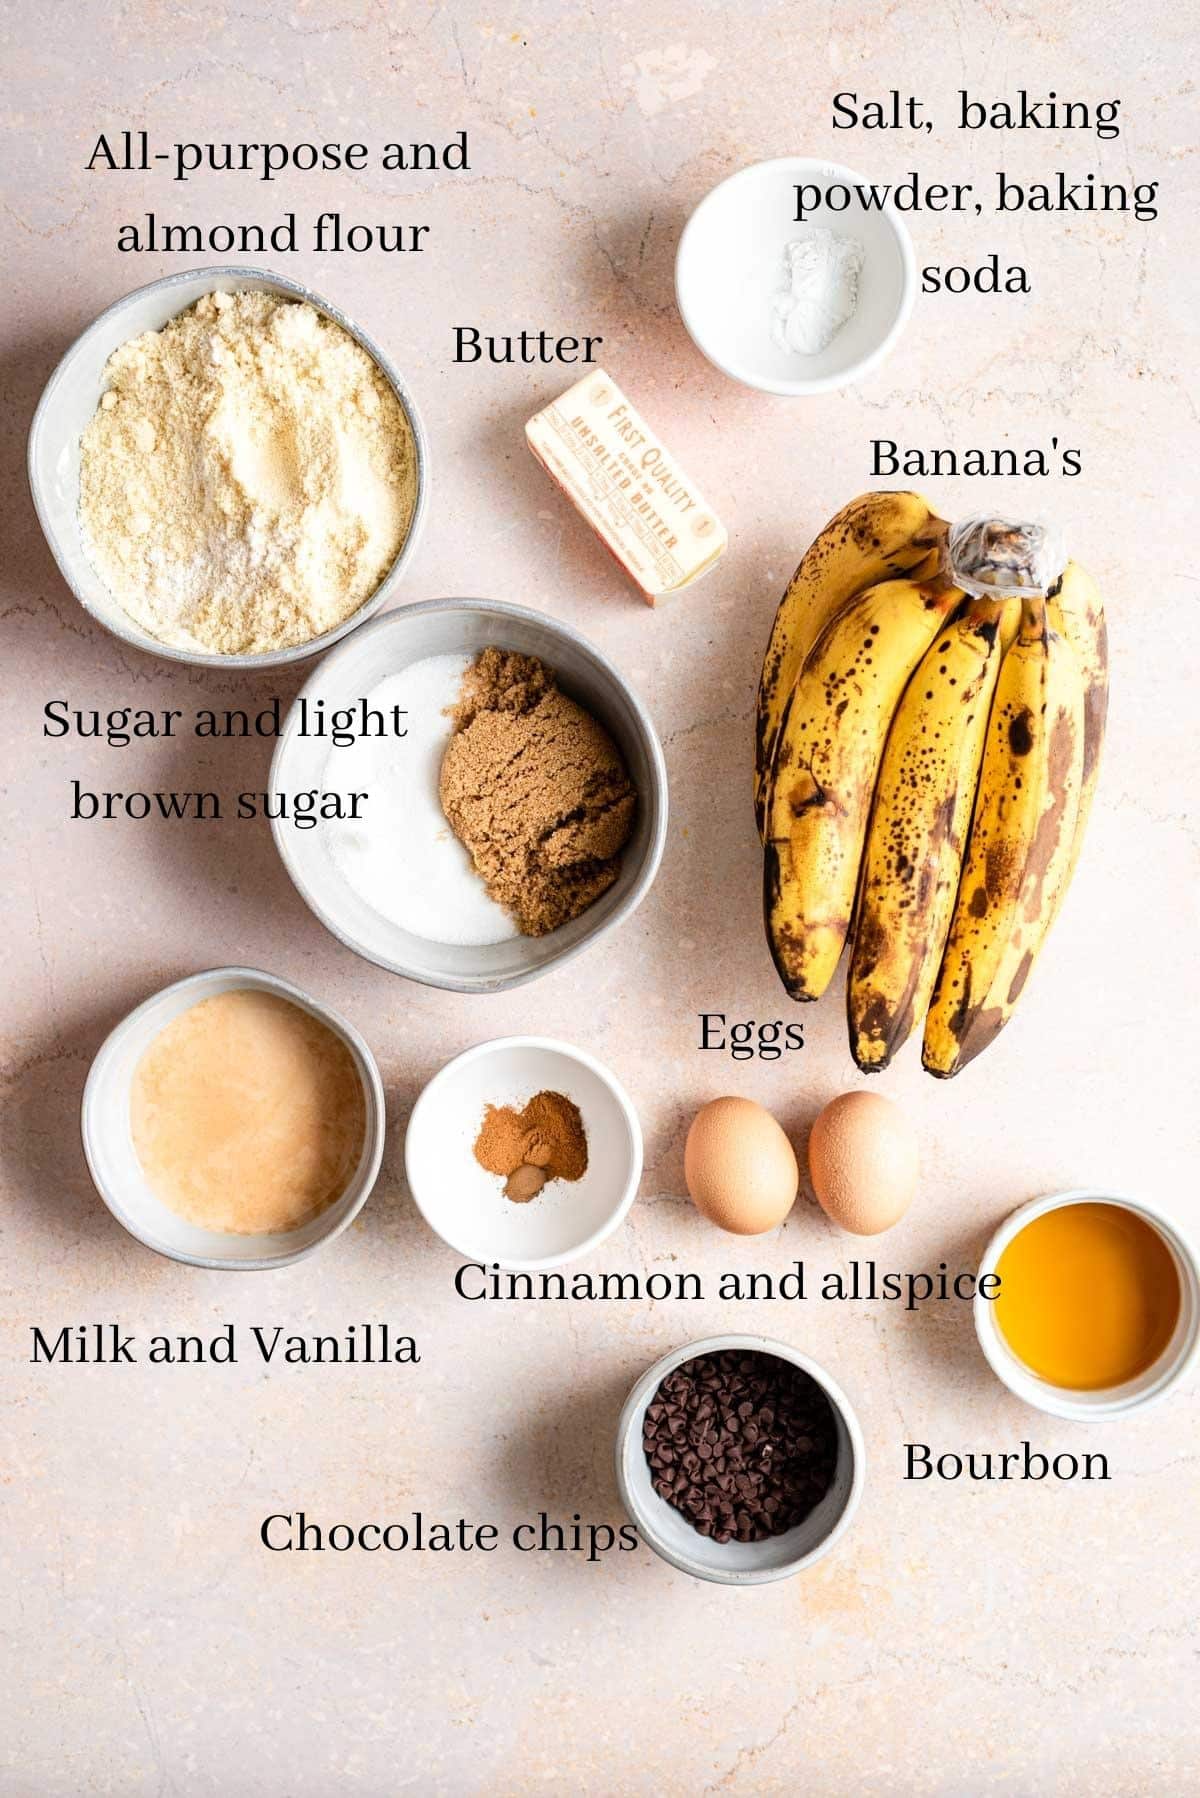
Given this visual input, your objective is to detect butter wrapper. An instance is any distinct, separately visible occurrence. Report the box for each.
[525,371,727,603]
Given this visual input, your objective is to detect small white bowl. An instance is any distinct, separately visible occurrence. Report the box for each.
[82,967,385,1270]
[975,1189,1200,1421]
[28,265,428,669]
[676,157,916,396]
[616,1335,864,1585]
[270,598,668,993]
[404,1037,642,1270]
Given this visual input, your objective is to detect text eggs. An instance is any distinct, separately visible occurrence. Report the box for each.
[684,1096,798,1235]
[808,1091,918,1235]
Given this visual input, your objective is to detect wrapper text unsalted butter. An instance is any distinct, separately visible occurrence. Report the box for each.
[525,371,727,603]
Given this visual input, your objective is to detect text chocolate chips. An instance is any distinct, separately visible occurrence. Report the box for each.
[642,1350,838,1544]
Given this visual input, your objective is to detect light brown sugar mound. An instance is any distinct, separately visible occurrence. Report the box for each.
[439,648,637,937]
[78,289,417,655]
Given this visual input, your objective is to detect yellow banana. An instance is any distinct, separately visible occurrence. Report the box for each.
[754,490,943,842]
[849,594,1018,1072]
[1047,559,1108,898]
[922,599,1086,1078]
[764,569,962,1002]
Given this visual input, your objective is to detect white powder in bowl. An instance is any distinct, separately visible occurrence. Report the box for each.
[322,654,518,948]
[771,228,865,356]
[78,290,417,655]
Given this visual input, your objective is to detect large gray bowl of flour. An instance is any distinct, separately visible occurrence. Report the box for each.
[27,265,429,669]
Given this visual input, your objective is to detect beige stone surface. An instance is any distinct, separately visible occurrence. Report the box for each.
[2,2,1197,1792]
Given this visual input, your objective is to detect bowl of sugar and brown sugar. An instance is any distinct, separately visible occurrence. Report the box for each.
[269,597,668,992]
[28,266,428,669]
[615,1335,865,1584]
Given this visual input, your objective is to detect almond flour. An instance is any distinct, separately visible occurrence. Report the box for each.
[78,289,417,655]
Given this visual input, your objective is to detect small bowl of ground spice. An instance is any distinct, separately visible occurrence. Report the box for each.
[28,265,427,668]
[270,598,668,991]
[616,1335,865,1585]
[405,1036,642,1270]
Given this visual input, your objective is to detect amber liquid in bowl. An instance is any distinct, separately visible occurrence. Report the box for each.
[994,1202,1181,1391]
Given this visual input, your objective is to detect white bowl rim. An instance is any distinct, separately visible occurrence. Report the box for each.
[403,1033,644,1271]
[974,1187,1200,1421]
[26,263,430,670]
[615,1331,866,1586]
[80,964,386,1271]
[268,595,670,992]
[675,155,917,397]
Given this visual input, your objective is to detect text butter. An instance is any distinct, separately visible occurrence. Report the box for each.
[526,372,727,602]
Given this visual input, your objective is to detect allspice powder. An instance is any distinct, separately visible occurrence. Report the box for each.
[473,1091,588,1202]
[439,649,637,936]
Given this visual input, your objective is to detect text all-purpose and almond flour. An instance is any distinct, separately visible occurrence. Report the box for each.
[130,989,365,1234]
[78,290,417,655]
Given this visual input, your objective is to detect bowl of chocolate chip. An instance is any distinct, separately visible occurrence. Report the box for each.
[615,1335,864,1585]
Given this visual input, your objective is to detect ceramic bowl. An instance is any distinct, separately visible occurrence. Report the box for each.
[975,1189,1200,1421]
[676,157,916,395]
[615,1334,865,1585]
[269,598,668,992]
[27,265,428,669]
[81,967,385,1270]
[404,1036,642,1270]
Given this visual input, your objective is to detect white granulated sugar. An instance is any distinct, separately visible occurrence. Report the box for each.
[78,289,417,655]
[771,227,865,356]
[323,654,518,948]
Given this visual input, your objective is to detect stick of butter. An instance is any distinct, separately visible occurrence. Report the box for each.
[526,371,727,603]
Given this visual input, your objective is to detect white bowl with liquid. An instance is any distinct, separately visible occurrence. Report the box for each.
[81,967,385,1270]
[975,1189,1200,1421]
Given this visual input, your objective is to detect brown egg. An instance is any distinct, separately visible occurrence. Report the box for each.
[684,1096,798,1235]
[808,1091,918,1235]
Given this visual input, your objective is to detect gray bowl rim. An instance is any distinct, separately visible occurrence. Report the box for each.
[26,263,430,671]
[80,964,386,1271]
[403,1033,645,1271]
[615,1331,866,1586]
[268,596,670,993]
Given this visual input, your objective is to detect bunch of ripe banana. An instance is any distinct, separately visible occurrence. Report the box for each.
[755,491,1108,1078]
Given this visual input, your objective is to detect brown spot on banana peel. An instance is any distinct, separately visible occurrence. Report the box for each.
[949,1001,1009,1071]
[1079,614,1109,790]
[1008,707,1034,756]
[1006,949,1035,1008]
[1021,706,1079,925]
[850,786,959,1071]
[762,845,819,1000]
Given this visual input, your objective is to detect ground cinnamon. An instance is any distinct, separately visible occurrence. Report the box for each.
[473,1090,588,1203]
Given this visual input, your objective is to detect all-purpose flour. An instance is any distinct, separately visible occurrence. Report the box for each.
[78,290,417,655]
